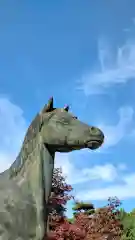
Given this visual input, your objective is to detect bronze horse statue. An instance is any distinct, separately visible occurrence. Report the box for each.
[0,97,104,239]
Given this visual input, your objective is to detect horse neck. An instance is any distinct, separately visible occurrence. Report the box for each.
[40,144,55,203]
[38,142,55,237]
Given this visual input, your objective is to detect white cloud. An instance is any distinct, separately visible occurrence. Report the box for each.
[82,164,118,182]
[0,98,27,172]
[55,153,135,201]
[55,152,126,185]
[79,38,135,95]
[98,106,134,149]
[76,173,135,201]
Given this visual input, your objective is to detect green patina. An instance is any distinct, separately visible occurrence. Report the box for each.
[0,97,104,240]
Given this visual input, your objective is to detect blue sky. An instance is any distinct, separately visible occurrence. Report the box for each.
[1,0,135,218]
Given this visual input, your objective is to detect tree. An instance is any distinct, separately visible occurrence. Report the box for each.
[46,167,123,239]
[73,197,123,240]
[47,195,123,239]
[119,209,135,240]
[72,201,95,215]
[48,167,73,231]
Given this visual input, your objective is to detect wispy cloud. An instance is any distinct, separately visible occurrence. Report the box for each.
[79,38,135,95]
[99,106,134,149]
[76,173,135,201]
[0,97,27,172]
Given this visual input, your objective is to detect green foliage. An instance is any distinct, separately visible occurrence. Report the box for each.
[85,209,95,215]
[72,201,94,213]
[118,208,127,221]
[67,217,74,223]
[119,208,135,239]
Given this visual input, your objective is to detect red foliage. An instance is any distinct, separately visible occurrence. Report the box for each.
[47,197,123,240]
[46,167,123,239]
[48,167,73,216]
[47,216,85,240]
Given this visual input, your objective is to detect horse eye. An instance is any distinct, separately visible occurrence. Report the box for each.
[73,116,77,119]
[58,118,70,124]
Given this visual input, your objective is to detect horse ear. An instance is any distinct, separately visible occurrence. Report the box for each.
[47,97,53,109]
[64,105,69,112]
[42,97,54,113]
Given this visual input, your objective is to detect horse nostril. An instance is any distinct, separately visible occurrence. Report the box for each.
[90,127,104,139]
[90,127,99,135]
